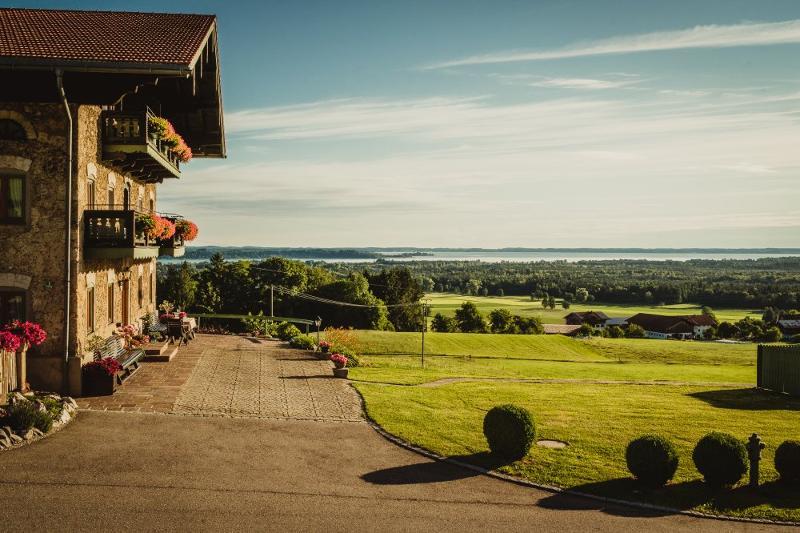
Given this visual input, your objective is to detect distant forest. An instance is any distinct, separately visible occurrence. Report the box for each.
[343,257,800,309]
[158,255,800,332]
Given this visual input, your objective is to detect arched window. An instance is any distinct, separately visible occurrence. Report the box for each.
[0,119,26,141]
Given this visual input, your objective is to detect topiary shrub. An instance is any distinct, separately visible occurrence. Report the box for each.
[625,435,679,488]
[483,404,536,461]
[692,432,748,488]
[775,440,800,483]
[275,322,302,341]
[289,334,316,350]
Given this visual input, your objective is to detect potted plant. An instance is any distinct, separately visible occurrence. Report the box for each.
[330,353,348,379]
[319,340,331,353]
[82,357,123,396]
[3,320,47,392]
[0,330,21,394]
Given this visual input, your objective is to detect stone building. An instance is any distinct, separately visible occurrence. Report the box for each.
[0,8,225,393]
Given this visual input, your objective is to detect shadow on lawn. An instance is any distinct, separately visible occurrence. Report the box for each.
[361,452,505,485]
[689,388,800,411]
[540,477,800,519]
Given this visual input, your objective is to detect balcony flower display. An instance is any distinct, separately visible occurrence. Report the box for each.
[148,115,193,163]
[153,215,176,240]
[135,212,156,238]
[175,219,199,241]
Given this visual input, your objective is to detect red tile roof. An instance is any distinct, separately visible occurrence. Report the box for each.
[0,8,214,67]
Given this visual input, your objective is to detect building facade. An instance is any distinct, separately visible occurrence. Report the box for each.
[0,8,225,393]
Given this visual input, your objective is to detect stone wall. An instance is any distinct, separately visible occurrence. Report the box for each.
[0,103,160,392]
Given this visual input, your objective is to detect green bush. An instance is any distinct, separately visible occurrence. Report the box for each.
[775,440,800,483]
[8,402,53,433]
[692,432,748,488]
[276,322,302,341]
[289,334,316,350]
[483,404,536,461]
[625,435,679,487]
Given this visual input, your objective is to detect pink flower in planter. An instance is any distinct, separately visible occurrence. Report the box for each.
[84,357,122,376]
[330,353,348,369]
[0,330,21,352]
[3,320,47,347]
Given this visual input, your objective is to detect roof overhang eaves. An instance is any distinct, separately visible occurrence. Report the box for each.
[0,56,193,76]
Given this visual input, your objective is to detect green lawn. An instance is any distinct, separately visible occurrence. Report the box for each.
[425,293,759,324]
[355,380,800,522]
[355,330,756,366]
[347,329,799,522]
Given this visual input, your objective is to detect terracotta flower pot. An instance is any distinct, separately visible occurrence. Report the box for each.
[332,367,349,379]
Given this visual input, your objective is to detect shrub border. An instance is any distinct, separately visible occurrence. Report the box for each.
[351,385,799,527]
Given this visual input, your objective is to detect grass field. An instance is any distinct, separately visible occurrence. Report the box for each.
[355,380,800,522]
[425,293,759,324]
[347,330,799,522]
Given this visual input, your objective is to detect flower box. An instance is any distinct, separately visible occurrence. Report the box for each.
[82,369,119,396]
[82,357,123,396]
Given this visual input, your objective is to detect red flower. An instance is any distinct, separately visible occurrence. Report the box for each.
[2,321,46,349]
[175,219,199,241]
[0,330,21,352]
[330,353,348,369]
[84,357,122,376]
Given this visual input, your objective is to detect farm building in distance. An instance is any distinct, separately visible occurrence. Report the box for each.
[564,311,609,327]
[626,313,716,340]
[543,324,581,336]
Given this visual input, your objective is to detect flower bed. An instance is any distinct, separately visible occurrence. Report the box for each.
[0,391,78,451]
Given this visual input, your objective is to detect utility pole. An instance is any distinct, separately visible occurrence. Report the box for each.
[421,299,430,368]
[270,285,274,317]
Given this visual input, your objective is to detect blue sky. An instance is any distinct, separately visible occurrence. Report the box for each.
[9,0,800,247]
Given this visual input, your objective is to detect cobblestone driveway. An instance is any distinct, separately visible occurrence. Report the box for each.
[80,335,363,422]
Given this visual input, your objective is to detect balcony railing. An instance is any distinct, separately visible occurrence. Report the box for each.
[101,107,181,182]
[84,206,190,260]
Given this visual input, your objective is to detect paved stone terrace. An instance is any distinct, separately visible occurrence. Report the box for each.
[79,335,363,422]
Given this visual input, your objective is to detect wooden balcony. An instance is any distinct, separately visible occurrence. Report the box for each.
[101,108,181,182]
[84,209,159,260]
[158,234,186,257]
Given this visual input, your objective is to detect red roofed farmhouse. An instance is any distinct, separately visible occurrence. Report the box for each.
[0,8,225,394]
[626,313,716,340]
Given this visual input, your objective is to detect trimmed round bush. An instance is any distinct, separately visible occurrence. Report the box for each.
[625,435,679,487]
[692,432,748,487]
[775,440,800,483]
[483,404,536,461]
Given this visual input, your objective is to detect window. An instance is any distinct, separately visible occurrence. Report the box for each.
[0,174,25,223]
[137,277,143,308]
[0,290,26,324]
[107,188,115,209]
[107,283,115,324]
[0,119,26,141]
[87,287,95,333]
[87,179,96,209]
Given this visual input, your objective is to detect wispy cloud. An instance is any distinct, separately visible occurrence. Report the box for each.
[530,77,640,90]
[425,20,800,69]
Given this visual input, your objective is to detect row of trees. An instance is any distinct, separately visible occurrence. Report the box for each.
[349,257,800,309]
[431,303,543,334]
[158,254,424,331]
